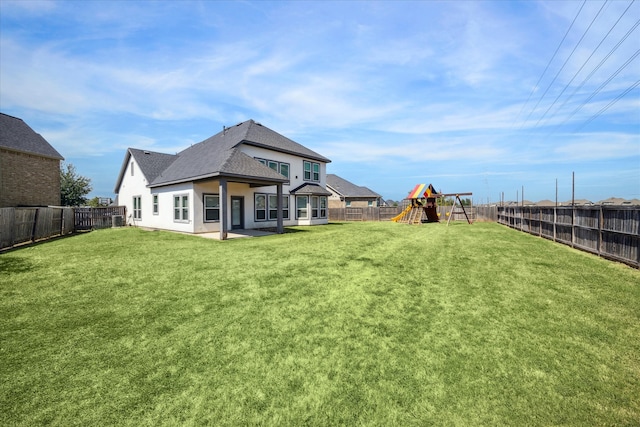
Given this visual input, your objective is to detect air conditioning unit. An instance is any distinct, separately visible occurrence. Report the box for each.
[112,215,124,228]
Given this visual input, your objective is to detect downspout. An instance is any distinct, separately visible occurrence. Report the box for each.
[277,183,284,234]
[219,178,228,240]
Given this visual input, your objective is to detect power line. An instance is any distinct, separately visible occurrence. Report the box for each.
[526,0,609,128]
[536,0,636,128]
[549,16,640,131]
[575,79,640,131]
[559,48,640,129]
[513,0,586,128]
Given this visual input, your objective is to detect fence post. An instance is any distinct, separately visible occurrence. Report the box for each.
[553,206,556,242]
[9,208,16,248]
[30,207,40,243]
[598,205,603,257]
[571,205,575,248]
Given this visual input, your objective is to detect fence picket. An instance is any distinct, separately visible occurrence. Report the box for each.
[0,206,126,250]
[496,205,639,268]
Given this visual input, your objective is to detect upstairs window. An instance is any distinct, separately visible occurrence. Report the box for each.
[255,158,290,179]
[303,161,320,182]
[279,163,289,179]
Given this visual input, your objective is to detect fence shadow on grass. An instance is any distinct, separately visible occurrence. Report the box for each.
[0,254,34,274]
[0,231,86,255]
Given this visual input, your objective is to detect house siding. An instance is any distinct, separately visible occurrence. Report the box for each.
[0,148,61,207]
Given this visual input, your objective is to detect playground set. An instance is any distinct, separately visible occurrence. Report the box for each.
[391,183,473,225]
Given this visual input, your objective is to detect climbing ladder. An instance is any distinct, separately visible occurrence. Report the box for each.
[391,206,425,224]
[408,206,423,224]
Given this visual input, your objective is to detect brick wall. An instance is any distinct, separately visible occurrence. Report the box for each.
[0,148,61,207]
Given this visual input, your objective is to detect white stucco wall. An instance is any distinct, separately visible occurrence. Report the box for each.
[239,145,328,191]
[116,157,152,227]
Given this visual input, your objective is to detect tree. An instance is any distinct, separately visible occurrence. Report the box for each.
[60,162,92,206]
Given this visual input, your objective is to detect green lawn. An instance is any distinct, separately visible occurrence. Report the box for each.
[1,222,639,426]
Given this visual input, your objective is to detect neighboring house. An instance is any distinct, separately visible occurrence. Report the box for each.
[0,113,64,207]
[114,120,332,239]
[326,174,382,208]
[597,197,626,205]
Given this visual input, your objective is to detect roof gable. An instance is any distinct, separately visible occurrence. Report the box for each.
[113,148,178,193]
[0,113,64,160]
[130,149,178,183]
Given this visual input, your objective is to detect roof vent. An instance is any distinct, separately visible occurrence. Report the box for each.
[144,151,151,155]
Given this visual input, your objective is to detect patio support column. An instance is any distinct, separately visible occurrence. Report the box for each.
[276,183,284,234]
[219,178,228,240]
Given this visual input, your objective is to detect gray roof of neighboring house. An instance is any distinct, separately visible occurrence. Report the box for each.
[597,197,626,205]
[115,119,331,192]
[326,174,381,198]
[0,113,64,160]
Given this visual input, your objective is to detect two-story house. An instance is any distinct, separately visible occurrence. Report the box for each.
[114,120,331,239]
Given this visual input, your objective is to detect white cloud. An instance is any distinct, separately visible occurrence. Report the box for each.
[553,132,640,161]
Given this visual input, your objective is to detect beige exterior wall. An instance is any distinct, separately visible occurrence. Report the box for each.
[328,198,344,209]
[0,148,61,207]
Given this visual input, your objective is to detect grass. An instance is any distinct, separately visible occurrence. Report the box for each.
[1,221,639,426]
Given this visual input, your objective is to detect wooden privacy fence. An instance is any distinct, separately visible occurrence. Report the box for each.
[329,206,477,222]
[329,207,403,221]
[74,206,126,231]
[498,205,639,268]
[0,206,126,250]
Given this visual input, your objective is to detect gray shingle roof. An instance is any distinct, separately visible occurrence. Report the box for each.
[150,120,306,186]
[116,120,329,192]
[290,183,333,196]
[326,174,381,198]
[130,149,178,183]
[0,113,64,160]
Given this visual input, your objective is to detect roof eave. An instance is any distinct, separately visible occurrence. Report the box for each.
[0,145,64,161]
[149,171,288,189]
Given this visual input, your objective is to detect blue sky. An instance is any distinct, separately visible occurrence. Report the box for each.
[1,0,638,203]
